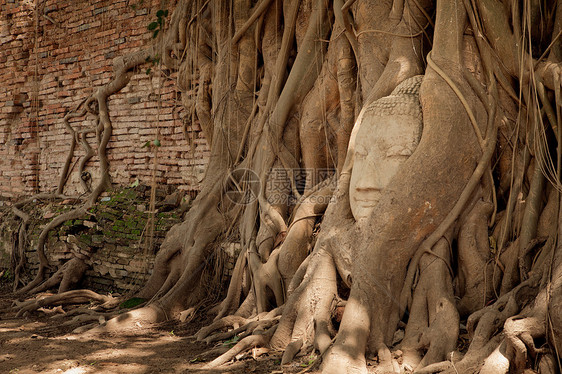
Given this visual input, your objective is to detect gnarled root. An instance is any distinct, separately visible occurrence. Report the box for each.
[401,237,459,372]
[277,182,334,286]
[208,209,347,368]
[89,303,167,333]
[271,246,340,362]
[504,314,546,372]
[456,198,495,316]
[445,274,543,373]
[27,257,89,295]
[477,312,547,374]
[479,285,549,373]
[250,248,285,313]
[466,274,541,353]
[16,206,90,295]
[204,317,280,345]
[204,325,278,368]
[13,289,116,317]
[195,315,250,341]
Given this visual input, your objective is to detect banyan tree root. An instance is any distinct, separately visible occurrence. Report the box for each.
[194,307,282,344]
[433,275,544,374]
[475,223,562,374]
[44,306,118,327]
[15,205,92,295]
[13,289,118,318]
[202,318,280,345]
[11,206,30,291]
[10,193,73,291]
[401,236,459,372]
[26,257,89,295]
[194,315,251,341]
[38,309,119,335]
[270,246,341,361]
[202,239,344,368]
[456,196,495,316]
[203,325,278,368]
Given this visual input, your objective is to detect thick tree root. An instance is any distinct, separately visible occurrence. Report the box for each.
[13,290,117,317]
[204,318,280,345]
[271,246,341,356]
[401,237,458,372]
[466,274,541,352]
[27,257,89,295]
[456,197,495,316]
[49,307,117,323]
[89,304,167,333]
[195,315,251,341]
[478,285,550,373]
[204,325,278,368]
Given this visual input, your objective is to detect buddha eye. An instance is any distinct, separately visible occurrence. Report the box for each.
[386,145,413,158]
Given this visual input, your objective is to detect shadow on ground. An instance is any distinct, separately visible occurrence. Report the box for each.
[0,285,319,374]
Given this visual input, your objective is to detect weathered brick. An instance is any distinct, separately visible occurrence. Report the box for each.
[93,6,108,15]
[59,56,78,64]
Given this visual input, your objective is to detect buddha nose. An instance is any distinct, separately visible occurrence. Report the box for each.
[355,162,385,192]
[354,171,383,192]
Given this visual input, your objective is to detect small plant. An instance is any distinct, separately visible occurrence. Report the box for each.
[144,54,160,75]
[222,335,240,348]
[0,269,12,280]
[119,297,146,309]
[148,9,168,39]
[142,139,161,148]
[300,353,317,368]
[130,0,144,10]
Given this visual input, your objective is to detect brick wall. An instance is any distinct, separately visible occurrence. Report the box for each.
[0,187,183,293]
[0,186,239,294]
[0,0,209,199]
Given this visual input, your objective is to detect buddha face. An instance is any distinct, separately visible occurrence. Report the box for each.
[349,113,421,221]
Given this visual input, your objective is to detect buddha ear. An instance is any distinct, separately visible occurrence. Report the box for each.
[355,144,368,157]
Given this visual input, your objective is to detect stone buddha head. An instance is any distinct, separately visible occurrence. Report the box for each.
[349,76,423,221]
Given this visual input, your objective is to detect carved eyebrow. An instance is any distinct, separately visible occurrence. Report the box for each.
[385,145,414,157]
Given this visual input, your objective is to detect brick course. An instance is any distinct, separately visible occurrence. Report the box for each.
[0,0,209,199]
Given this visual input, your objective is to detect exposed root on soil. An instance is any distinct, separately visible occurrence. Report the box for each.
[13,289,117,318]
[26,257,89,295]
[204,325,278,368]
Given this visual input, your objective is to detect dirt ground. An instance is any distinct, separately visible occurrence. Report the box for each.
[0,282,320,374]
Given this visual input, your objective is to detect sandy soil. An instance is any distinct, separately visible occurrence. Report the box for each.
[0,283,320,374]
